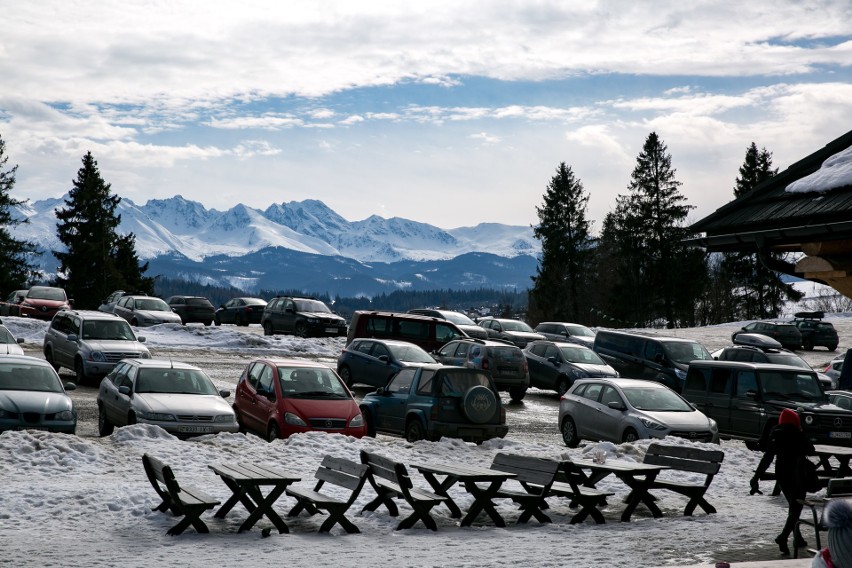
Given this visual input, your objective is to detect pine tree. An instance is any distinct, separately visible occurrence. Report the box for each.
[720,143,802,319]
[54,152,152,308]
[599,132,706,328]
[529,163,593,324]
[0,134,39,294]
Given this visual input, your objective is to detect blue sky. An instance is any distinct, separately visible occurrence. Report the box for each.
[1,1,851,230]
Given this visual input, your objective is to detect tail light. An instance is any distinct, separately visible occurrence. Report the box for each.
[481,358,490,370]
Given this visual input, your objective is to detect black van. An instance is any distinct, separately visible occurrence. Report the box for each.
[593,329,713,391]
[346,311,467,352]
[682,360,852,449]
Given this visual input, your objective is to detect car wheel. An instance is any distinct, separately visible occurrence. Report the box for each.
[74,358,88,384]
[829,344,838,352]
[555,376,571,396]
[622,427,640,443]
[267,422,280,442]
[204,320,212,326]
[462,385,497,424]
[294,322,308,338]
[338,365,353,388]
[362,409,376,437]
[233,407,247,434]
[803,338,814,351]
[214,316,221,326]
[44,347,60,372]
[405,419,425,443]
[561,416,580,448]
[263,322,274,336]
[127,412,137,426]
[509,386,527,402]
[98,404,114,437]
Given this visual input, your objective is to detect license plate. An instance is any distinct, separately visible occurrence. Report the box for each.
[829,431,852,439]
[178,425,213,434]
[325,327,338,333]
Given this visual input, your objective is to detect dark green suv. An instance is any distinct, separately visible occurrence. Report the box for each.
[261,296,347,337]
[792,311,839,351]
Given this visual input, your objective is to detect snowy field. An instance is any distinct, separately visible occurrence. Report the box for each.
[1,311,851,568]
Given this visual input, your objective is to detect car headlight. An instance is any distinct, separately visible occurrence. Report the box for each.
[349,414,364,428]
[284,412,307,426]
[0,408,13,418]
[639,417,667,431]
[573,370,589,379]
[708,418,718,430]
[803,414,815,426]
[141,411,176,421]
[89,351,107,362]
[140,351,151,359]
[305,317,318,324]
[674,368,687,380]
[214,414,236,423]
[55,410,75,421]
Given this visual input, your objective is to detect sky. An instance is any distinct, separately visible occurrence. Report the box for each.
[1,1,851,231]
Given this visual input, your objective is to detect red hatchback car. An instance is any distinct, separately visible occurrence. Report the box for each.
[233,358,366,441]
[20,286,71,320]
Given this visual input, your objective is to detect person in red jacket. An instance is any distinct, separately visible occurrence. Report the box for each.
[751,408,817,555]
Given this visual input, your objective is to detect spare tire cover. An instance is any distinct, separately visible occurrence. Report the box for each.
[463,385,497,424]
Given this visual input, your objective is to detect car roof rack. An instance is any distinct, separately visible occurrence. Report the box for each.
[794,310,825,320]
[733,333,783,350]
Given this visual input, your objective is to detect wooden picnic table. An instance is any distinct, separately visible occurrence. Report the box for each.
[813,444,852,478]
[412,462,517,527]
[209,462,301,534]
[568,458,669,522]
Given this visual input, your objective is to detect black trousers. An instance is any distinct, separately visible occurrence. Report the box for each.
[779,482,805,541]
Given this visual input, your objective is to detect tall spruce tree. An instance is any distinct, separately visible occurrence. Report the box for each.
[528,163,593,324]
[720,143,802,319]
[599,132,706,328]
[0,134,39,294]
[54,152,152,308]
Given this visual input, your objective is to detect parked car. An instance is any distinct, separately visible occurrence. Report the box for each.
[682,360,852,449]
[433,338,530,401]
[358,364,508,443]
[712,333,835,389]
[19,286,72,320]
[337,338,436,388]
[97,290,127,313]
[262,296,347,337]
[407,308,488,339]
[346,310,466,352]
[792,311,839,351]
[43,310,151,383]
[558,378,719,447]
[233,358,365,441]
[593,329,713,392]
[214,297,267,326]
[166,296,216,326]
[0,355,77,434]
[0,289,27,316]
[97,358,238,438]
[478,317,545,348]
[824,356,845,383]
[534,322,597,348]
[524,340,618,395]
[827,390,852,411]
[0,324,25,356]
[112,295,182,327]
[731,320,803,351]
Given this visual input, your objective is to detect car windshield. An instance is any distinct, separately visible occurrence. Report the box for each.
[0,363,64,393]
[566,325,595,337]
[27,287,66,301]
[278,367,350,399]
[187,298,212,307]
[500,320,534,333]
[765,353,810,370]
[0,326,15,344]
[441,312,476,326]
[81,320,136,341]
[622,386,693,412]
[134,298,171,311]
[241,298,267,306]
[759,370,825,401]
[438,370,491,396]
[559,345,606,366]
[387,343,435,363]
[294,299,332,313]
[135,368,219,395]
[663,341,713,364]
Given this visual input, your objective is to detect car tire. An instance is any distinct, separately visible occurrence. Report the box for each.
[294,322,308,338]
[74,358,88,384]
[803,338,814,351]
[462,385,497,424]
[362,409,376,437]
[236,314,246,327]
[829,344,838,352]
[509,386,527,402]
[555,376,571,396]
[127,412,137,426]
[233,407,247,434]
[561,416,580,448]
[214,316,221,326]
[267,422,280,442]
[622,427,640,443]
[338,365,353,388]
[263,322,274,336]
[44,347,60,372]
[405,419,425,443]
[204,320,212,326]
[98,405,114,437]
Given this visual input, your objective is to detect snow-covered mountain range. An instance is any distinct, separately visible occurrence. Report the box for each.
[13,195,540,295]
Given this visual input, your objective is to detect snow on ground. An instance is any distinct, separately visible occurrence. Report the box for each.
[2,314,852,567]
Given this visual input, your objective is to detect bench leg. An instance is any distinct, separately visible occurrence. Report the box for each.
[569,499,607,525]
[396,502,440,531]
[166,506,212,536]
[684,495,715,516]
[319,506,360,534]
[360,491,399,517]
[516,499,552,524]
[288,498,322,518]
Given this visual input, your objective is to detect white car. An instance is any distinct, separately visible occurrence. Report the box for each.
[0,324,25,356]
[559,377,719,447]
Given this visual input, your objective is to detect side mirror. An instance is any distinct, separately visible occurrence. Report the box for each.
[379,355,390,364]
[607,400,627,411]
[746,390,758,399]
[219,389,231,398]
[219,304,225,309]
[547,356,559,366]
[138,337,146,343]
[376,387,386,396]
[16,338,23,345]
[66,334,78,342]
[63,382,77,392]
[118,385,131,396]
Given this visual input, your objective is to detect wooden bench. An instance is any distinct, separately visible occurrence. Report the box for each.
[359,450,447,531]
[142,454,220,535]
[489,453,560,524]
[641,443,725,516]
[794,477,852,558]
[547,462,616,524]
[285,455,369,534]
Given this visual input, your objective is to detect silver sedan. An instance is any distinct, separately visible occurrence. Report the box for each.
[0,355,77,434]
[97,358,238,438]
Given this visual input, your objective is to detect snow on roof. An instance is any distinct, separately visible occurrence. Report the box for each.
[786,144,852,194]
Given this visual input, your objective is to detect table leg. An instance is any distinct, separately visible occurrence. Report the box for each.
[420,472,462,518]
[619,472,663,522]
[215,476,257,519]
[238,483,290,534]
[838,457,852,478]
[460,480,506,527]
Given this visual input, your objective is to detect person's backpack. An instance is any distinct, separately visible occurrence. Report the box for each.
[797,457,821,493]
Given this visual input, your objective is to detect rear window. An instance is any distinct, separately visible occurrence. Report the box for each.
[438,370,491,395]
[490,346,523,362]
[187,298,213,307]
